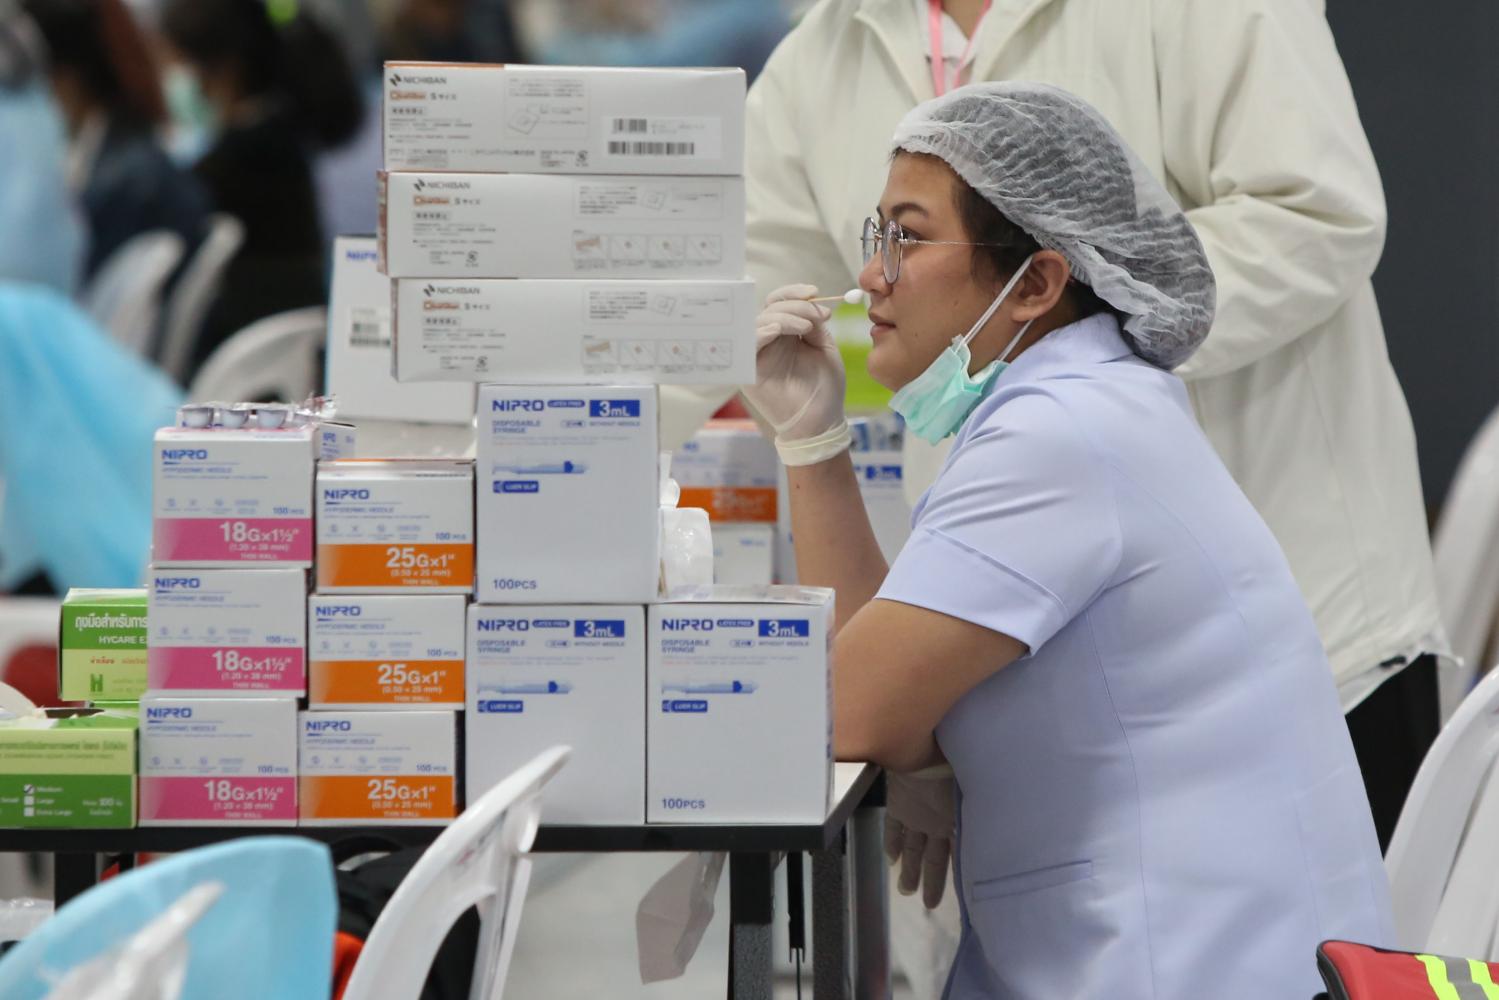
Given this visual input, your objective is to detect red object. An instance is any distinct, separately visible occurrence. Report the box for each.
[0,643,67,707]
[1317,940,1499,999]
[712,397,749,420]
[331,931,364,1000]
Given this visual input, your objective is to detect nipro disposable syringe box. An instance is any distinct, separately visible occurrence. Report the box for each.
[466,604,644,825]
[477,385,659,603]
[392,278,755,385]
[139,697,297,826]
[147,567,307,696]
[0,710,136,828]
[382,63,745,175]
[326,236,476,424]
[315,460,474,593]
[299,710,458,825]
[309,594,466,709]
[379,172,745,279]
[152,425,316,567]
[647,586,834,824]
[59,588,147,702]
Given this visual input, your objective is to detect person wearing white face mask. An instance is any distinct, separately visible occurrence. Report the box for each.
[745,81,1393,1000]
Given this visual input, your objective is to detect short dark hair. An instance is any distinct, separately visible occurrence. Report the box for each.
[949,165,1121,324]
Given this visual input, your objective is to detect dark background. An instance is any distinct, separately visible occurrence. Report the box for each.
[1326,0,1499,515]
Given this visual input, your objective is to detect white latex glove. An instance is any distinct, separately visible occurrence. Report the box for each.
[884,766,956,910]
[741,283,851,466]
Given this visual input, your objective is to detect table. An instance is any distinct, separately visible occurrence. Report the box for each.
[0,762,887,1000]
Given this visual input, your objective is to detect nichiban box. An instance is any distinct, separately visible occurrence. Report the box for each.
[0,710,136,828]
[315,460,475,593]
[382,63,745,175]
[139,698,297,826]
[59,588,147,702]
[152,425,316,567]
[647,586,834,824]
[326,236,476,423]
[147,568,307,696]
[392,278,755,385]
[711,523,774,586]
[477,385,659,603]
[298,711,457,825]
[309,595,466,709]
[466,605,644,825]
[379,172,745,279]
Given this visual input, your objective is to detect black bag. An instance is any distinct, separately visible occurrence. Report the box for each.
[334,841,480,1000]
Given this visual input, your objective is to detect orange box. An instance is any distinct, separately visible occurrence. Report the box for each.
[678,486,776,523]
[672,421,778,523]
[315,460,473,593]
[298,710,457,825]
[308,593,466,709]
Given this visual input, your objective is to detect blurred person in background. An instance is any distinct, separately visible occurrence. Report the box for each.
[0,1,83,295]
[531,0,787,82]
[23,0,210,283]
[158,0,363,373]
[377,0,527,64]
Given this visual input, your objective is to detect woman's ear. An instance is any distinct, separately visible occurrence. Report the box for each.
[1009,251,1071,322]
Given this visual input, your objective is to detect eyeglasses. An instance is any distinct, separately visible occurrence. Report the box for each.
[861,216,1011,284]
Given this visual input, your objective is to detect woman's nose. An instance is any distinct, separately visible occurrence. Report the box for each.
[858,251,889,298]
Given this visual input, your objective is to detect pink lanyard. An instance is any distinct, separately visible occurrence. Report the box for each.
[928,0,993,96]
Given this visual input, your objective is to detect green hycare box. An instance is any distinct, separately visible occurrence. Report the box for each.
[0,710,137,828]
[59,589,147,701]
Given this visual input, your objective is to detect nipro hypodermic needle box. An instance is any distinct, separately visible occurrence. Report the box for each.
[147,568,307,696]
[152,425,316,567]
[309,595,466,709]
[379,172,745,279]
[315,460,475,593]
[139,697,297,826]
[477,385,659,604]
[299,711,457,826]
[647,586,834,824]
[382,63,745,175]
[466,604,644,825]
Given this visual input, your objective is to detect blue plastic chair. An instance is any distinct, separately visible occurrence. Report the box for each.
[0,837,336,1000]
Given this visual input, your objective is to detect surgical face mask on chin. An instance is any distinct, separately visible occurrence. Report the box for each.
[161,65,219,166]
[889,255,1036,444]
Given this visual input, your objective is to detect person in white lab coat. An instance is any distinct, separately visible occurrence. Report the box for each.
[745,80,1392,1000]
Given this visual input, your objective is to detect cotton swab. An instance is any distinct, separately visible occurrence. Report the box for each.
[807,289,866,305]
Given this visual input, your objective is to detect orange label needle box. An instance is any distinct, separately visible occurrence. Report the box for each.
[315,460,474,593]
[308,595,466,709]
[298,710,457,825]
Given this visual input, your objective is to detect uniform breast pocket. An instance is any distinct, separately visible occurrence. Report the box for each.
[964,860,1110,996]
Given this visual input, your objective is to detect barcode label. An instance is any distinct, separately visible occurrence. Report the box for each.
[611,118,649,134]
[608,140,696,156]
[348,307,391,349]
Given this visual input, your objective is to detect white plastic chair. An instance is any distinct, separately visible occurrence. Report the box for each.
[341,746,570,1000]
[1432,403,1499,721]
[1424,760,1499,957]
[79,230,185,356]
[1385,665,1499,949]
[158,214,245,382]
[187,306,326,403]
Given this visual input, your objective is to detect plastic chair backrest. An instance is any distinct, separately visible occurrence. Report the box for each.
[1385,665,1499,950]
[341,746,570,1000]
[79,230,185,356]
[41,882,222,1000]
[1424,759,1499,957]
[157,214,245,382]
[0,836,335,1000]
[187,306,326,404]
[1432,404,1499,721]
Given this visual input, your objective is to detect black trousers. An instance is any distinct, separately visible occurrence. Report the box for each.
[1345,654,1441,852]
